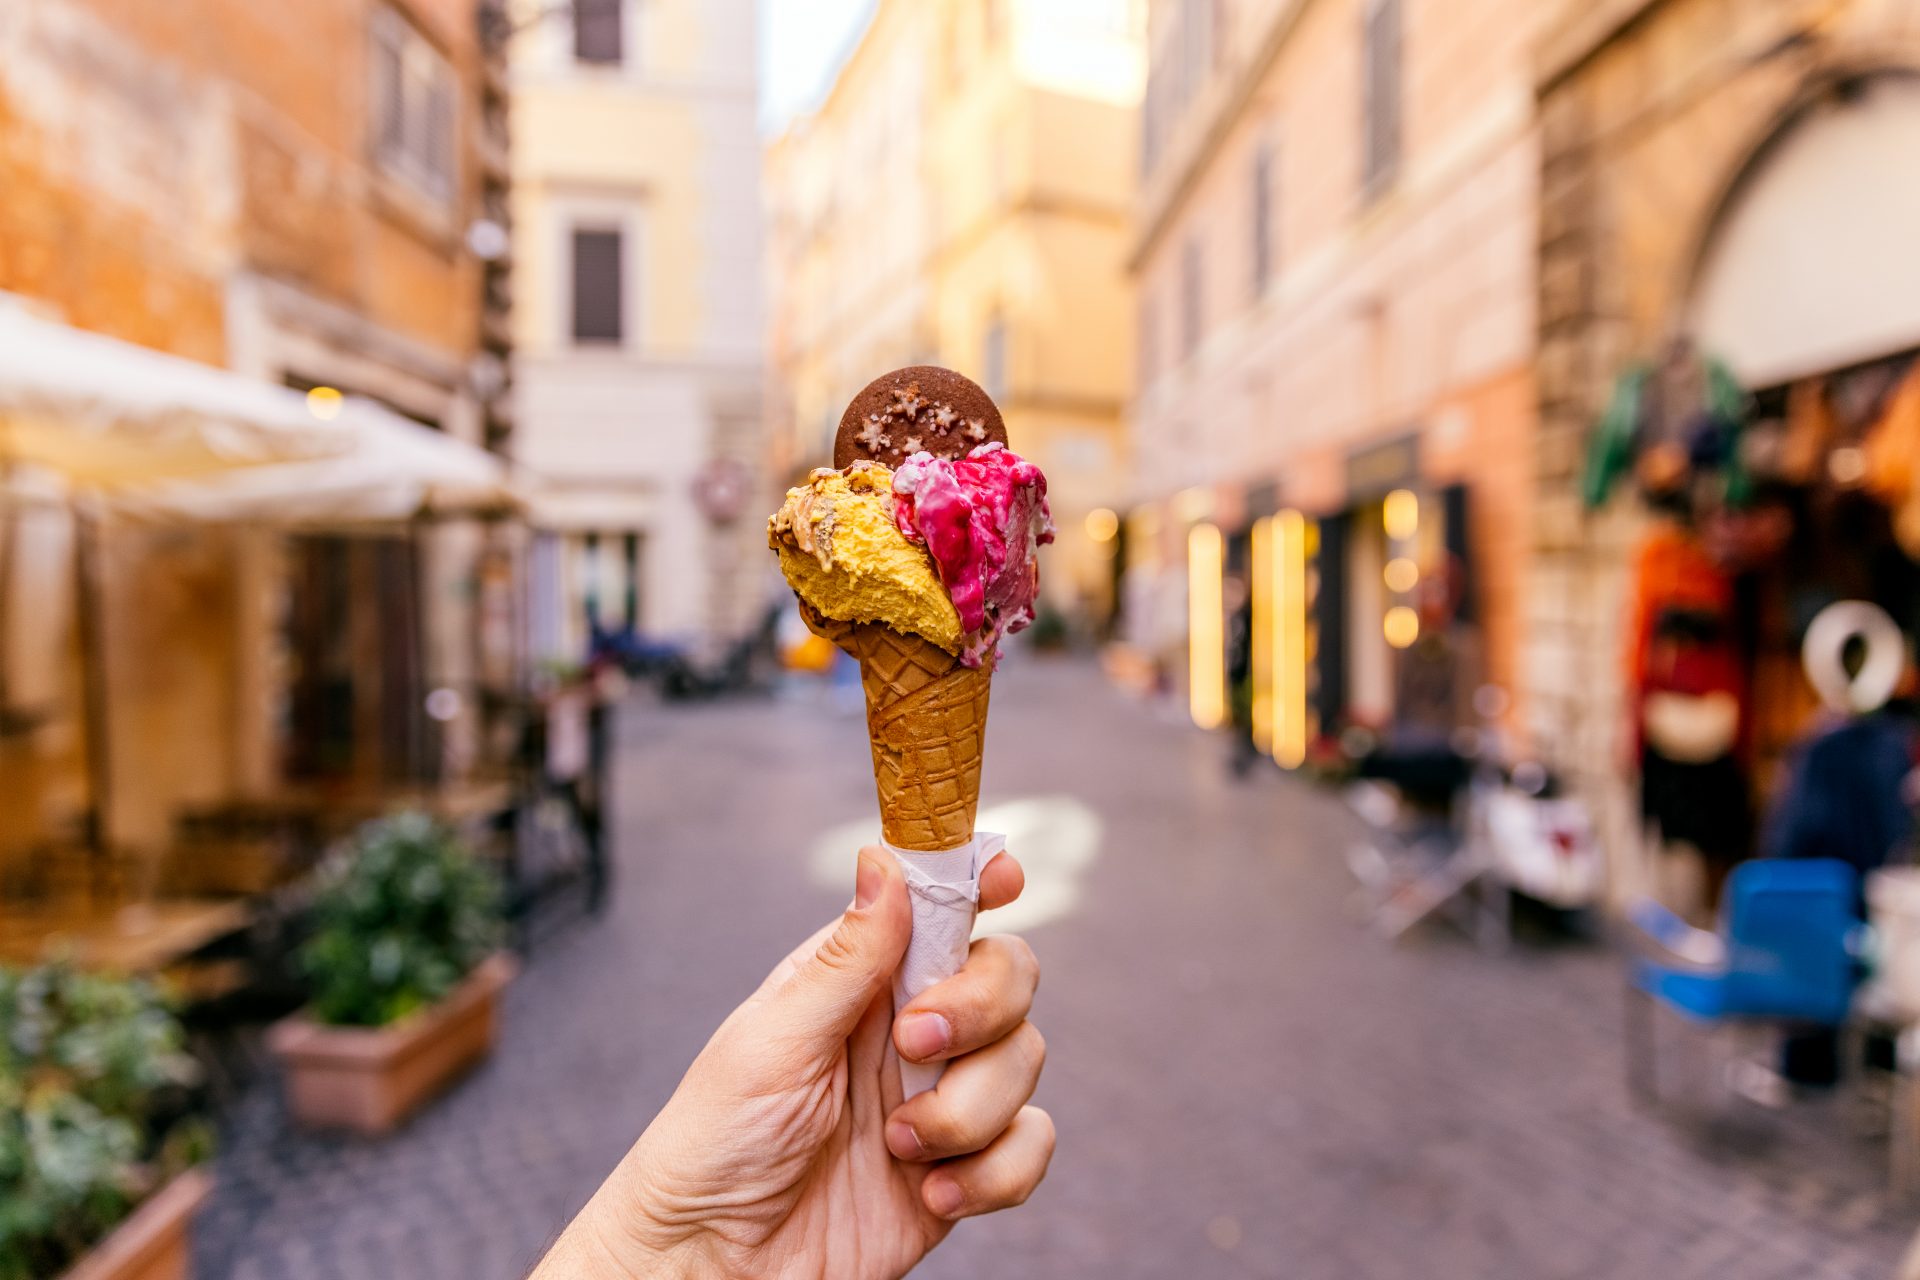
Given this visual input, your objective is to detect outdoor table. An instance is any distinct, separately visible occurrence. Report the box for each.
[0,899,250,974]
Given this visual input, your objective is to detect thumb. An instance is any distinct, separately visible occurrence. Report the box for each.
[777,848,912,1049]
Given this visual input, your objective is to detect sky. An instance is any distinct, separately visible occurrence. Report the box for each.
[757,0,875,134]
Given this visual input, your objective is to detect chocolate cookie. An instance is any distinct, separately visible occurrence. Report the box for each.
[834,366,1008,470]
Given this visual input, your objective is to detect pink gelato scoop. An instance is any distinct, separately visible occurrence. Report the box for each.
[893,444,1055,668]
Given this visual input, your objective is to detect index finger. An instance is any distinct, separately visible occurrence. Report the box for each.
[978,850,1023,913]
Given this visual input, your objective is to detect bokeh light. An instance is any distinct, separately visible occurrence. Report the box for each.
[1384,604,1420,649]
[305,386,344,421]
[1383,489,1420,541]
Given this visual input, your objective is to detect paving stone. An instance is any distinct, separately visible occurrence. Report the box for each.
[195,660,1916,1279]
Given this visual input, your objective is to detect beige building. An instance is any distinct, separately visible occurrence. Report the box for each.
[510,0,765,665]
[1129,0,1543,753]
[765,0,1146,622]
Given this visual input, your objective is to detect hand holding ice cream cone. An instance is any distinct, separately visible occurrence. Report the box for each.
[769,367,1053,1094]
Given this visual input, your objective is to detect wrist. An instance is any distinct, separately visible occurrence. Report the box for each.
[535,1171,705,1280]
[588,1147,715,1280]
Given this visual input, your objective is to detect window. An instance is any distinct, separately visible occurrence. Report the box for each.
[574,0,623,65]
[1181,239,1204,359]
[622,532,641,628]
[571,227,624,343]
[1251,140,1274,294]
[1362,0,1402,193]
[1181,0,1210,103]
[582,532,602,627]
[371,8,457,204]
[982,315,1008,400]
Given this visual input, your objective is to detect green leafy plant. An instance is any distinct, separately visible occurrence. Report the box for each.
[0,963,210,1280]
[300,813,505,1028]
[1026,605,1071,651]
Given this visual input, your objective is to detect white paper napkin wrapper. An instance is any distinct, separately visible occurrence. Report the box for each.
[884,832,1005,1097]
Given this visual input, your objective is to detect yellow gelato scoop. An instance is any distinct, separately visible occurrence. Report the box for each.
[768,461,964,653]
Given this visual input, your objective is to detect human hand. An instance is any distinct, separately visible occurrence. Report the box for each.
[533,847,1051,1280]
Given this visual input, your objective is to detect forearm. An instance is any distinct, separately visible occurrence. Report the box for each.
[528,1165,703,1280]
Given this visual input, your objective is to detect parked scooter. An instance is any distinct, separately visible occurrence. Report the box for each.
[1346,692,1603,947]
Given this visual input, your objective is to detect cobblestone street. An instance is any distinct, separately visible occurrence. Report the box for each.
[197,658,1916,1279]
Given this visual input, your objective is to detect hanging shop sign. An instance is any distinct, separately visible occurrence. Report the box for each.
[693,458,752,524]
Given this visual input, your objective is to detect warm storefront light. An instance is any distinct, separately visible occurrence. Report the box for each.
[306,386,344,421]
[1384,604,1421,649]
[1384,557,1419,593]
[1273,511,1310,768]
[1250,518,1274,752]
[1383,488,1420,541]
[1252,512,1311,765]
[1085,507,1120,542]
[1188,522,1226,730]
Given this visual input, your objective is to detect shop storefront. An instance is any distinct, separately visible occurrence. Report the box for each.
[1122,434,1493,775]
[1532,4,1920,907]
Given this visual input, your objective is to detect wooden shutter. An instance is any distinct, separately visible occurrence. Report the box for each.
[1251,142,1273,292]
[1364,0,1402,190]
[1181,239,1203,357]
[571,228,624,343]
[424,73,456,199]
[575,0,624,64]
[373,28,405,155]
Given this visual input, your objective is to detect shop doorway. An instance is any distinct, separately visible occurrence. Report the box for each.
[1739,350,1920,793]
[1347,499,1392,725]
[284,535,427,787]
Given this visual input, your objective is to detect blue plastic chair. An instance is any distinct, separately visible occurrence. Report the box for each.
[1624,859,1863,1101]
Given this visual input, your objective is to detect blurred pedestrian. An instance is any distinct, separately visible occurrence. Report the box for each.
[1224,572,1259,777]
[531,848,1051,1279]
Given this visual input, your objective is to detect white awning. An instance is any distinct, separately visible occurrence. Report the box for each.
[115,400,519,527]
[0,295,352,483]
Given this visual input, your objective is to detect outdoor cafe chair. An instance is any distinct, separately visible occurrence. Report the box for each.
[1623,858,1865,1105]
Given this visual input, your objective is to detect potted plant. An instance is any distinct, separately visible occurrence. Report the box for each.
[269,813,513,1135]
[0,963,212,1280]
[1025,605,1071,653]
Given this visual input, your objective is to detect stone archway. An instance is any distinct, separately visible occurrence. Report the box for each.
[1528,3,1920,908]
[1687,69,1920,388]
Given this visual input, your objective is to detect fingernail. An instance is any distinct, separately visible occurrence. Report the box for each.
[925,1174,965,1218]
[897,1011,952,1061]
[854,855,883,910]
[886,1119,924,1160]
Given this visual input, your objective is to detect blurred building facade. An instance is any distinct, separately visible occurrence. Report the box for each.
[509,0,765,667]
[0,0,512,862]
[1528,0,1920,898]
[765,0,1147,623]
[1128,0,1544,755]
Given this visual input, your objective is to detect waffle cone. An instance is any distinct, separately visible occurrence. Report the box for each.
[803,607,991,851]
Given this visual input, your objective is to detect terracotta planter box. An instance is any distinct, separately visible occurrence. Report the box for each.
[269,953,518,1135]
[60,1168,210,1280]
